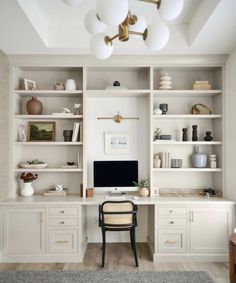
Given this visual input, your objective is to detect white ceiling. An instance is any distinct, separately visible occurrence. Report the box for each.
[0,0,236,55]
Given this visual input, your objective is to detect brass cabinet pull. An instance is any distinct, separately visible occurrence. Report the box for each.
[166,240,177,244]
[55,240,69,244]
[169,221,174,224]
[60,221,65,224]
[60,211,65,214]
[169,210,173,213]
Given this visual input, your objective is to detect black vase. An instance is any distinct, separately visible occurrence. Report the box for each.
[192,125,198,141]
[63,130,73,142]
[182,128,188,141]
[159,103,168,115]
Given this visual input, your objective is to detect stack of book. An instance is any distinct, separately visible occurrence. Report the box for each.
[72,122,80,142]
[193,81,211,90]
[159,152,171,168]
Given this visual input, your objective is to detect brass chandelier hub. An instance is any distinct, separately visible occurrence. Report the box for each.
[104,12,147,46]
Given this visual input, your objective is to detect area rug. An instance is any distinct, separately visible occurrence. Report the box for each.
[0,270,214,283]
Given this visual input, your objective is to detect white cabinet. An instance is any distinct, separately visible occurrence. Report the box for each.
[189,207,231,254]
[3,208,46,254]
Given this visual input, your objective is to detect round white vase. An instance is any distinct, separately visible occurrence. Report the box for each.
[138,187,149,197]
[65,79,77,90]
[21,182,34,197]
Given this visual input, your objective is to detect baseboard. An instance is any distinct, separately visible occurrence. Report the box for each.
[153,253,229,262]
[1,253,85,263]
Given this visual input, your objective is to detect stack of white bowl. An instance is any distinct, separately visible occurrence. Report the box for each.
[158,72,172,90]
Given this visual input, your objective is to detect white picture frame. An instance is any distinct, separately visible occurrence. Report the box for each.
[24,79,37,90]
[105,131,132,155]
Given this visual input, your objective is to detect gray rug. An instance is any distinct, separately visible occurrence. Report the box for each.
[0,270,214,283]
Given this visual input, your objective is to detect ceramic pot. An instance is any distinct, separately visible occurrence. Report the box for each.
[65,79,76,90]
[138,187,149,197]
[21,182,34,197]
[192,146,207,168]
[26,97,43,115]
[153,156,161,168]
[63,130,73,141]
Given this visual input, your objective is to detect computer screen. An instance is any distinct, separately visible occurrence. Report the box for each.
[94,160,138,191]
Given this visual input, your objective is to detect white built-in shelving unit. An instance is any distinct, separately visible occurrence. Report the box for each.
[11,63,224,198]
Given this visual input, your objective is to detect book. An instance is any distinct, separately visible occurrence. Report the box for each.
[43,190,68,196]
[72,122,80,142]
[194,81,209,85]
[193,84,211,90]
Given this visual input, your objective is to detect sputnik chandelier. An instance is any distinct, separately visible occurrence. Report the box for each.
[64,0,184,59]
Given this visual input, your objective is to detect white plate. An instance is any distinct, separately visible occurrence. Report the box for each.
[20,163,48,169]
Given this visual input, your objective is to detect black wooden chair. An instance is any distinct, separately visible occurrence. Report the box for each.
[98,200,138,267]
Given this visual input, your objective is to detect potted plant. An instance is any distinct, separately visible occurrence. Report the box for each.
[134,180,150,197]
[154,128,161,140]
[20,172,38,197]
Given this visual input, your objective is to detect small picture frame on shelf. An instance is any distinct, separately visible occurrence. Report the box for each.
[24,79,37,90]
[28,121,56,142]
[105,131,131,155]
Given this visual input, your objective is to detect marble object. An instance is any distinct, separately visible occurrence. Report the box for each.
[65,79,76,90]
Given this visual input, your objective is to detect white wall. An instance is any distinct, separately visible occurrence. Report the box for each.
[0,51,10,200]
[225,48,236,200]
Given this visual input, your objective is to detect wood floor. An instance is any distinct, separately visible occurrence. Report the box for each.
[0,243,230,283]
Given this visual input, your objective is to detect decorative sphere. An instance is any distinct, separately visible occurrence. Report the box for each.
[113,81,120,87]
[90,33,114,60]
[63,0,83,6]
[144,21,170,51]
[159,0,184,21]
[96,0,129,26]
[85,10,107,35]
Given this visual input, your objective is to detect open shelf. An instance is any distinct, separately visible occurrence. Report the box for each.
[14,90,83,97]
[152,90,222,97]
[15,142,83,146]
[153,168,222,172]
[14,115,83,120]
[153,114,222,119]
[14,168,83,173]
[153,141,222,145]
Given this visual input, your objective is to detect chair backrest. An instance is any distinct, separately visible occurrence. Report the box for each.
[99,201,137,228]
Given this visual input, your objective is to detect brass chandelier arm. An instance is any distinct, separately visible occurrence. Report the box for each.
[129,29,148,41]
[105,34,119,46]
[138,0,162,9]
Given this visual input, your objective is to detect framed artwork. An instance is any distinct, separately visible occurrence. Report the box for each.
[28,122,56,142]
[24,79,37,90]
[105,131,131,155]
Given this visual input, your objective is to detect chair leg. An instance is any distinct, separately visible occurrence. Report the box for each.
[102,229,106,267]
[131,228,139,267]
[130,230,134,250]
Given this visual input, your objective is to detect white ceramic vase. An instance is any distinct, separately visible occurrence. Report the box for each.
[138,187,149,197]
[65,79,76,90]
[21,182,34,197]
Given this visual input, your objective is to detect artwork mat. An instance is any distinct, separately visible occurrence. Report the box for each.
[28,121,56,142]
[105,131,132,155]
[24,79,37,90]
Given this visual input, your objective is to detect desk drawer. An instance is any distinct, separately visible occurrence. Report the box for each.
[48,207,77,217]
[48,218,77,228]
[49,230,77,253]
[158,207,187,217]
[157,229,187,253]
[157,218,187,227]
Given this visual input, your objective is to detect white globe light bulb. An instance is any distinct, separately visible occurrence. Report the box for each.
[130,15,147,35]
[90,33,114,60]
[159,0,184,21]
[144,21,170,51]
[85,10,107,35]
[63,0,83,6]
[97,0,129,26]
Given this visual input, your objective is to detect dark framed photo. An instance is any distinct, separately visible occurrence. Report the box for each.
[28,122,56,142]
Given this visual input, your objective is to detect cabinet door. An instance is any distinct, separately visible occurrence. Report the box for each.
[190,207,231,254]
[3,208,46,254]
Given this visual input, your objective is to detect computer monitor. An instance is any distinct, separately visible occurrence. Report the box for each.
[93,160,138,192]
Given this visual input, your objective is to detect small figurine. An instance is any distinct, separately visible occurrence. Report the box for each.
[73,103,81,115]
[204,131,213,141]
[113,81,120,87]
[182,128,188,141]
[192,125,198,141]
